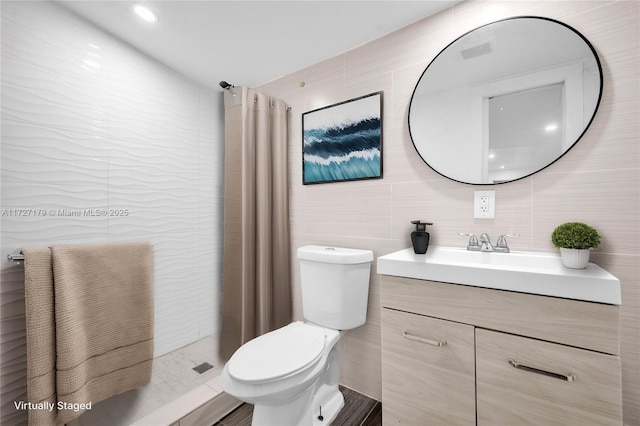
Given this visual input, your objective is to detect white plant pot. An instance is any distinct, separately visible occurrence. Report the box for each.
[559,248,591,269]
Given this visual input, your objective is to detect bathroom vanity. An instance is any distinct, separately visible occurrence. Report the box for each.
[377,247,622,426]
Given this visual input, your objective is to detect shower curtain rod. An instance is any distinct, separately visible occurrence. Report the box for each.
[253,94,292,111]
[222,81,291,111]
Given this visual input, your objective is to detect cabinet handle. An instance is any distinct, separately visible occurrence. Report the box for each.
[509,359,576,382]
[403,331,447,347]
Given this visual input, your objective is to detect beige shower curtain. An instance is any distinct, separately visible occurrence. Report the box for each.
[220,87,291,360]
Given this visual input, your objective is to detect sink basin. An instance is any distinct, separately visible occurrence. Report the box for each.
[377,246,621,304]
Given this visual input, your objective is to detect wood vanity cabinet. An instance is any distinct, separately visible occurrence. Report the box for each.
[380,275,623,426]
[381,309,476,425]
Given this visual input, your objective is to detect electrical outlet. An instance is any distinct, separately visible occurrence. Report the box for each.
[474,190,495,219]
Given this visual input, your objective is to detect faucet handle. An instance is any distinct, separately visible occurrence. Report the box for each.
[495,234,520,252]
[496,234,519,246]
[459,232,480,250]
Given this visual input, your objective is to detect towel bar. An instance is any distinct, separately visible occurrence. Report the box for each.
[8,243,153,262]
[7,251,25,262]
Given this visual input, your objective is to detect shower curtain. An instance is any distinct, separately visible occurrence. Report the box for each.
[220,87,291,359]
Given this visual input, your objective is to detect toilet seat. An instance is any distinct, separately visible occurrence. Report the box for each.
[227,322,326,383]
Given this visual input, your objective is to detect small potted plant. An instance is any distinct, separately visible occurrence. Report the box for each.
[551,222,601,269]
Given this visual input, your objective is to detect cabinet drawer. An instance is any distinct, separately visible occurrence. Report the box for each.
[381,308,475,425]
[476,328,622,426]
[380,275,619,355]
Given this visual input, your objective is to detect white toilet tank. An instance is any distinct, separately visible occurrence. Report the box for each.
[297,245,374,330]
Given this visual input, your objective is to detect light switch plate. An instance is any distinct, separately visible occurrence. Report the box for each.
[474,190,495,219]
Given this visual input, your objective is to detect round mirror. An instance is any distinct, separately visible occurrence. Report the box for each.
[408,16,602,184]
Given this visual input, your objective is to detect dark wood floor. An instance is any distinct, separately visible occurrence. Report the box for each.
[215,386,381,426]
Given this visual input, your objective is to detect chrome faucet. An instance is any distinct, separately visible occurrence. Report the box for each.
[479,233,494,252]
[460,232,519,252]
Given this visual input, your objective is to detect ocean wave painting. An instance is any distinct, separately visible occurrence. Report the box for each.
[302,92,383,184]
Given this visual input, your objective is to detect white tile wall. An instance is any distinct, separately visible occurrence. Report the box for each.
[0,2,223,424]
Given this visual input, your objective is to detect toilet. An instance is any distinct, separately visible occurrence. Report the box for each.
[220,245,374,426]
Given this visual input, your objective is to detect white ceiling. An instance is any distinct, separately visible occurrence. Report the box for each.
[57,0,463,90]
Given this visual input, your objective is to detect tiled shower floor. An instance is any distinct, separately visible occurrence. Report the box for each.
[69,335,223,426]
[216,386,382,426]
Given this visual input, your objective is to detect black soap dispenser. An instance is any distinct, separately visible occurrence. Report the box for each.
[411,220,433,254]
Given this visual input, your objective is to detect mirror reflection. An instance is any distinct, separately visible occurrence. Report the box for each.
[409,17,602,184]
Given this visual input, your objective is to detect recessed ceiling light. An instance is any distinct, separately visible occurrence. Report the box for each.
[545,123,559,132]
[133,4,158,23]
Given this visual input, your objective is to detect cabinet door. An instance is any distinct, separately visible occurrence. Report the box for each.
[381,308,475,425]
[476,328,622,426]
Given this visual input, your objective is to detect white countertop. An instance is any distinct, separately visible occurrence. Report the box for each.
[377,246,621,305]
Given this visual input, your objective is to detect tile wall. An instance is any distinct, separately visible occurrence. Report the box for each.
[256,1,639,424]
[0,2,223,424]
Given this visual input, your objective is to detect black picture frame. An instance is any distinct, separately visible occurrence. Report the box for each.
[302,92,383,185]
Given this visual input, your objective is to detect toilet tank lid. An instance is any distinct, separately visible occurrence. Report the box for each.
[297,245,373,264]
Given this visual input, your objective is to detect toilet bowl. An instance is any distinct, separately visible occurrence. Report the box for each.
[220,322,345,425]
[220,245,373,426]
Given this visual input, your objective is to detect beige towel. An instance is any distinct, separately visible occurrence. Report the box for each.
[24,241,154,425]
[24,247,58,426]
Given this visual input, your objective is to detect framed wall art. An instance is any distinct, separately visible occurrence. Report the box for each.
[302,92,383,184]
